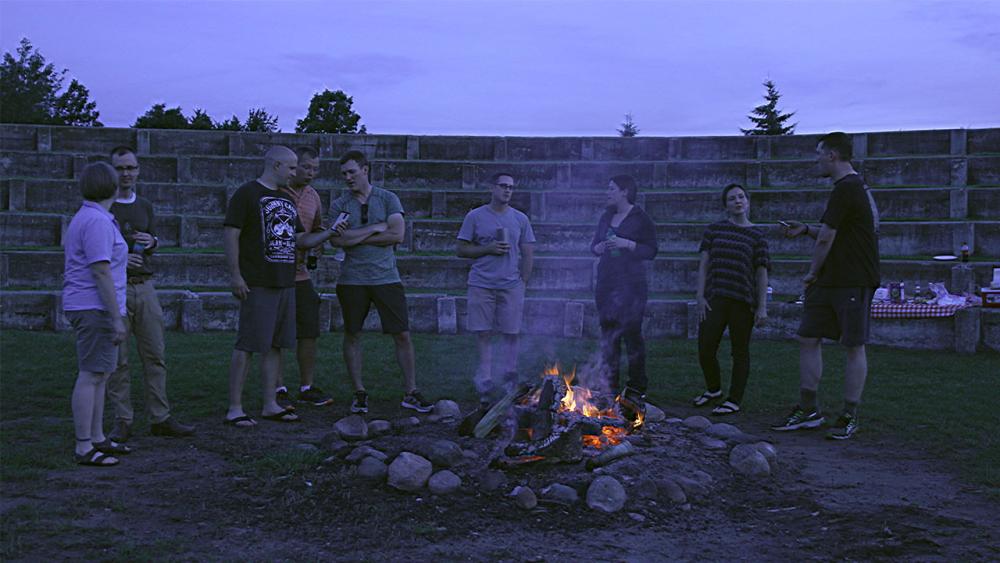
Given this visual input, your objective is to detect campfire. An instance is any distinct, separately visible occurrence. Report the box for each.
[465,363,645,468]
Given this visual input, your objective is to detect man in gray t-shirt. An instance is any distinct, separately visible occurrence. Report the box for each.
[328,150,433,415]
[457,172,536,404]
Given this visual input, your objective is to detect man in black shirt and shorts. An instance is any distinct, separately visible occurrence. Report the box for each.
[773,132,880,440]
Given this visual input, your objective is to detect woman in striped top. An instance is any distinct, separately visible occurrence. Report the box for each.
[693,184,770,415]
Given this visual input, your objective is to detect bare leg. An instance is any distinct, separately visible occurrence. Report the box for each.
[226,349,251,420]
[276,352,285,390]
[343,332,364,392]
[393,331,417,393]
[501,334,519,376]
[72,371,99,455]
[90,372,110,444]
[260,347,283,415]
[798,336,823,411]
[843,344,868,404]
[474,332,493,398]
[296,338,318,388]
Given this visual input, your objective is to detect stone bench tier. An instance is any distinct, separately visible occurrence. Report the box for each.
[4,178,996,222]
[4,150,999,190]
[3,250,995,297]
[5,212,991,259]
[1,288,994,354]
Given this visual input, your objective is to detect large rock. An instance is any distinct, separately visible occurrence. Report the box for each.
[318,432,352,455]
[673,476,709,499]
[682,416,711,430]
[657,478,687,504]
[586,476,627,513]
[698,436,728,450]
[345,445,388,464]
[706,422,742,440]
[367,419,392,437]
[729,444,771,477]
[387,452,433,491]
[335,415,369,441]
[753,442,778,465]
[393,416,421,431]
[644,403,666,423]
[428,470,462,495]
[630,477,659,501]
[541,483,579,505]
[511,486,537,510]
[432,400,462,420]
[357,457,388,480]
[423,440,464,467]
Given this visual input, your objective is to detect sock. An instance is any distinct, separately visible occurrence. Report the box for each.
[800,388,818,413]
[843,400,859,417]
[300,385,311,393]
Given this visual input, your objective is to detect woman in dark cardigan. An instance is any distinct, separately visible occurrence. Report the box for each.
[590,175,658,414]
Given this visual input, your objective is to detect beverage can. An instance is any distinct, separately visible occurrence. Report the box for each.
[131,242,145,254]
[495,227,508,243]
[766,286,773,302]
[306,254,318,270]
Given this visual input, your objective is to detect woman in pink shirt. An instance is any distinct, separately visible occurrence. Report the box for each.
[63,162,130,466]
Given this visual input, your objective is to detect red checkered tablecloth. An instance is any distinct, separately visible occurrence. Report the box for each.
[869,302,965,319]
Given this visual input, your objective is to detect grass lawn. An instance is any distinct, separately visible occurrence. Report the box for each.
[1,330,997,493]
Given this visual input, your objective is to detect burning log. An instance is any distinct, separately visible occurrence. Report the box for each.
[505,424,583,463]
[473,383,532,439]
[585,441,635,469]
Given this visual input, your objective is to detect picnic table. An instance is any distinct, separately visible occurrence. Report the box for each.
[869,301,967,319]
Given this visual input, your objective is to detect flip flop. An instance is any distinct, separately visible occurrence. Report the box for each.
[711,400,741,416]
[75,448,119,467]
[261,407,300,423]
[93,439,131,455]
[692,390,722,407]
[224,415,257,428]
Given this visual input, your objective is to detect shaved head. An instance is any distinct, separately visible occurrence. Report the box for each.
[260,145,298,189]
[264,145,296,166]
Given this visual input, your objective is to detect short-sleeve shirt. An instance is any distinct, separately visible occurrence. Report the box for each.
[817,174,881,288]
[328,186,404,285]
[224,181,304,288]
[280,185,324,282]
[698,221,770,306]
[63,201,128,315]
[111,193,157,276]
[457,205,536,289]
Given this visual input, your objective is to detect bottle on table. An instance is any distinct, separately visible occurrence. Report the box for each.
[961,242,970,263]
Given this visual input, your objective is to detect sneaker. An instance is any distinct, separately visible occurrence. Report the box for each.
[771,406,825,431]
[298,386,334,407]
[108,419,132,443]
[401,390,434,413]
[350,390,369,414]
[826,413,859,440]
[150,417,195,437]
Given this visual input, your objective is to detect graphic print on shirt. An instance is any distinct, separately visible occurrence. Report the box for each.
[259,196,297,263]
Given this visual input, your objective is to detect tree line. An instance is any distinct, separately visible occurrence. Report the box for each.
[0,39,365,134]
[3,37,796,137]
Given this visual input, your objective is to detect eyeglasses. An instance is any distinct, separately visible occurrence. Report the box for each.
[115,165,139,173]
[361,203,369,224]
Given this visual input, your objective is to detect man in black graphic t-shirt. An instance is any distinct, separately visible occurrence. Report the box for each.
[222,146,345,427]
[774,132,880,440]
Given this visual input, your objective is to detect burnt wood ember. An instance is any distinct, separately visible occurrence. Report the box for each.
[585,441,635,469]
[505,424,583,463]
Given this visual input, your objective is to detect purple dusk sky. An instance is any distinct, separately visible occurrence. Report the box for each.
[2,0,998,136]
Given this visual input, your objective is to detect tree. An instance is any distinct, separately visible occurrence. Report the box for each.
[741,80,796,136]
[133,103,189,129]
[244,107,279,133]
[618,112,639,137]
[214,115,242,131]
[0,38,101,126]
[188,108,215,130]
[295,89,364,134]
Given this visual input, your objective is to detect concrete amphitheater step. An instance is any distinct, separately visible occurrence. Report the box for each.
[5,149,1000,191]
[4,177,997,222]
[3,250,995,297]
[1,288,994,354]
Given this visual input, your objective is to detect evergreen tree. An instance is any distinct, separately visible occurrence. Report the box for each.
[295,89,364,134]
[188,108,215,130]
[133,103,189,129]
[214,115,243,131]
[618,112,639,137]
[0,38,100,126]
[741,80,796,136]
[244,108,279,133]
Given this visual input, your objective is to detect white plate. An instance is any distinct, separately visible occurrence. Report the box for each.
[933,255,957,261]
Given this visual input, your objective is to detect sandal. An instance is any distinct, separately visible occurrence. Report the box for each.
[692,390,722,407]
[75,448,119,467]
[711,400,741,416]
[224,415,257,428]
[261,407,300,423]
[93,439,131,455]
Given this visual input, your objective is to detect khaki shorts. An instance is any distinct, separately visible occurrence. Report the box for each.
[66,309,119,373]
[466,282,525,335]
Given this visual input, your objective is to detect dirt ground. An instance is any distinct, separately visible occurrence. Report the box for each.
[2,402,997,562]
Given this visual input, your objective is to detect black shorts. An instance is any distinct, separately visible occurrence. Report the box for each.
[235,287,296,352]
[337,283,409,335]
[295,279,321,340]
[797,286,873,347]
